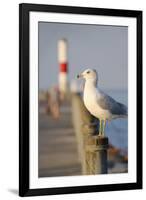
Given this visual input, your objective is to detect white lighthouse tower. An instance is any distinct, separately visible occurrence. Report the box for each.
[58,38,69,99]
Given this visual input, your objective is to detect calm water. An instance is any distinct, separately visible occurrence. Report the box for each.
[104,90,128,152]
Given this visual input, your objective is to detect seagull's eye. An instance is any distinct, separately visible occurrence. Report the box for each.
[87,71,90,74]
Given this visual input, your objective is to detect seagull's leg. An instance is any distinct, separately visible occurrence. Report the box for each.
[99,120,101,135]
[102,120,106,136]
[101,120,103,136]
[99,119,102,136]
[101,120,103,135]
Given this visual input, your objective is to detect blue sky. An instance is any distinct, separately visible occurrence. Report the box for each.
[39,22,128,90]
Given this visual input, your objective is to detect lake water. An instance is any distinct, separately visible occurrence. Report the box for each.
[104,89,128,153]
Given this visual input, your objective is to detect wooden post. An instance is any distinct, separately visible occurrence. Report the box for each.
[96,137,108,174]
[85,136,108,174]
[81,123,98,174]
[71,93,108,175]
[71,93,97,174]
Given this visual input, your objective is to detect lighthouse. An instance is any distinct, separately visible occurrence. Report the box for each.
[58,38,69,99]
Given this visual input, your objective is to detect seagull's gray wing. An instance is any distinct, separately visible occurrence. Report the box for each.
[97,92,127,116]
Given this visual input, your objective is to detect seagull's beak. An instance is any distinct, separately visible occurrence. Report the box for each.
[77,73,83,79]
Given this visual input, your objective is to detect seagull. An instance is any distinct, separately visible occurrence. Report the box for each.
[77,69,128,136]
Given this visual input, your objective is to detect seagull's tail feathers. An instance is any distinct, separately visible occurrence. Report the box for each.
[118,102,128,117]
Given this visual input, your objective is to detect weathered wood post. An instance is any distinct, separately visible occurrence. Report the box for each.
[71,93,96,174]
[85,135,108,174]
[71,93,109,175]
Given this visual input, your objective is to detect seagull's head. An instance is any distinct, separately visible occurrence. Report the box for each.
[77,69,98,82]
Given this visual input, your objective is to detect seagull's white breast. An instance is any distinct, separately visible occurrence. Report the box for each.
[83,82,111,120]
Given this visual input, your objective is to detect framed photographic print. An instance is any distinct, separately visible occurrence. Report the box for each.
[19,3,142,197]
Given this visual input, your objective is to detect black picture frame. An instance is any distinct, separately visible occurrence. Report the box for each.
[19,3,143,197]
